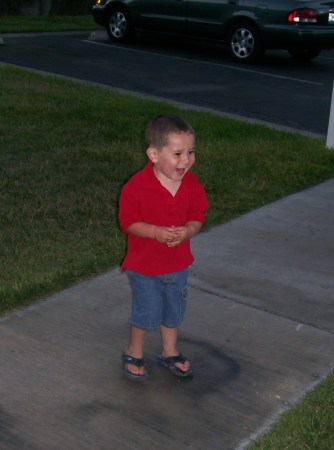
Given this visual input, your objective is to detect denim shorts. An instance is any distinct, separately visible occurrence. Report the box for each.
[126,268,189,331]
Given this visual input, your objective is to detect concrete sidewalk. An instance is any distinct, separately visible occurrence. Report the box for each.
[1,179,333,450]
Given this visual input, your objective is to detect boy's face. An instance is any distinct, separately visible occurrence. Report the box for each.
[147,132,195,184]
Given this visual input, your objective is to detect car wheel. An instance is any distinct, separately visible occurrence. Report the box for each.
[288,47,321,62]
[107,7,133,42]
[227,22,263,63]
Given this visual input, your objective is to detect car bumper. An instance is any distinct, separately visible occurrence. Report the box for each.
[263,25,334,49]
[93,5,107,27]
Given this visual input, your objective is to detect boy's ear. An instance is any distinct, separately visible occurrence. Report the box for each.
[146,147,159,163]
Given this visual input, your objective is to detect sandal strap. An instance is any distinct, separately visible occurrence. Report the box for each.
[164,353,187,365]
[158,353,193,378]
[122,353,145,368]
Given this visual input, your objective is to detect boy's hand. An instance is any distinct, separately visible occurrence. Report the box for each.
[156,222,202,247]
[154,226,182,245]
[127,221,202,246]
[165,226,189,247]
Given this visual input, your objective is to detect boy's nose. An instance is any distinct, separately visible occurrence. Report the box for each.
[181,154,190,165]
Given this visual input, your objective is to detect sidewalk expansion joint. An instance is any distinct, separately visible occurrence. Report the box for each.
[189,280,334,335]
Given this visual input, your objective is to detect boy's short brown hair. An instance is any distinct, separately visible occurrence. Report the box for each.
[145,115,194,150]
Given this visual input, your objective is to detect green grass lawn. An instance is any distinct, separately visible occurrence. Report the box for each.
[249,371,334,450]
[0,15,96,33]
[2,65,334,315]
[1,16,334,449]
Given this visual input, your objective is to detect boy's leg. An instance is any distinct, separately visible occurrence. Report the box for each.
[160,324,190,372]
[125,325,147,375]
[160,269,190,373]
[125,271,160,376]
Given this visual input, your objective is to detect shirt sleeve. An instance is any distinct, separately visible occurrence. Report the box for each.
[185,179,209,224]
[118,181,143,234]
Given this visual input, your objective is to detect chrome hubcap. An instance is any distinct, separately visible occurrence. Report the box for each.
[110,12,126,38]
[231,28,254,58]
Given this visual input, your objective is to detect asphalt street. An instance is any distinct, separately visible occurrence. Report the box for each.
[0,30,333,136]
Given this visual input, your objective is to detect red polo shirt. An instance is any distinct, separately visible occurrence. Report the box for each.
[119,161,208,276]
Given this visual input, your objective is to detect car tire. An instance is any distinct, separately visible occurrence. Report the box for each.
[288,47,321,62]
[227,22,263,64]
[107,7,134,42]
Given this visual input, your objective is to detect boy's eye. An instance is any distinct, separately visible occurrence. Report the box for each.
[173,150,195,156]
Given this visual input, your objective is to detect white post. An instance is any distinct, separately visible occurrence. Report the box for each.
[326,80,334,149]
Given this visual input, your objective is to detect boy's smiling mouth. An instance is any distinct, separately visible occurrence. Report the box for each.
[176,168,186,176]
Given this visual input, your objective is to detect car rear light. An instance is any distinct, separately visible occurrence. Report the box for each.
[288,9,318,23]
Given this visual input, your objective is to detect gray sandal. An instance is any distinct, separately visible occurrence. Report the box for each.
[122,353,149,381]
[157,353,193,378]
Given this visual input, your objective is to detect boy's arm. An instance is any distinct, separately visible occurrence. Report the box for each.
[183,220,203,239]
[127,222,157,240]
[127,220,202,246]
[127,222,180,245]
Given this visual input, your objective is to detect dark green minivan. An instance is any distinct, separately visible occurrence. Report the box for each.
[93,0,334,63]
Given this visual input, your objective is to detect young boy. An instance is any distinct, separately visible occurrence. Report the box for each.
[118,114,208,380]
